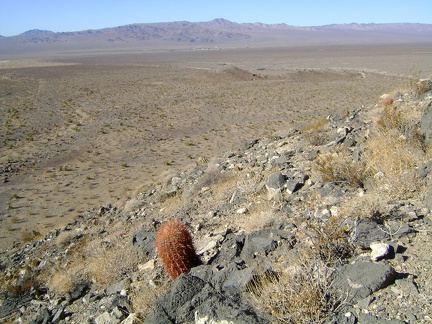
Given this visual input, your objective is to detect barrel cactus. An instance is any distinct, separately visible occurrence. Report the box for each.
[154,219,201,279]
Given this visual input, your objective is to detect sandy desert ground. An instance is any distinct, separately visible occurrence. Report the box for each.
[1,42,432,250]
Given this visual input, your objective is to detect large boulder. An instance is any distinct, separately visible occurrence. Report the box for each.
[332,261,396,303]
[144,274,269,323]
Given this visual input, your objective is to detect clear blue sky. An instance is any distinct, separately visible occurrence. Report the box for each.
[1,0,431,36]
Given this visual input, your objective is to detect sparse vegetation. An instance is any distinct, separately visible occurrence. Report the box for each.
[87,242,140,286]
[313,149,369,188]
[0,46,431,323]
[301,116,329,146]
[247,251,339,323]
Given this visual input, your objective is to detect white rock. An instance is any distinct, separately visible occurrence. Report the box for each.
[198,240,218,255]
[236,207,248,214]
[330,206,339,217]
[121,314,139,324]
[370,242,390,261]
[138,259,155,272]
[94,311,117,324]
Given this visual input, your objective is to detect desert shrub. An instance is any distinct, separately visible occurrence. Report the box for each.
[404,77,431,96]
[20,228,42,243]
[46,270,74,296]
[87,242,140,286]
[377,103,423,146]
[247,214,350,323]
[247,255,338,323]
[362,130,425,198]
[129,282,167,320]
[339,192,389,222]
[1,265,38,298]
[306,216,353,265]
[301,117,329,146]
[377,105,404,131]
[313,149,370,188]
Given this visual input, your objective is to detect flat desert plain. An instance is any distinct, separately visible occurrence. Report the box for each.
[1,43,432,250]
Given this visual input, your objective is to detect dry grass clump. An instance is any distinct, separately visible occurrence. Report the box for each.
[247,215,351,323]
[377,102,423,144]
[313,149,370,188]
[301,117,329,146]
[247,255,338,323]
[313,81,429,199]
[362,130,425,198]
[363,79,429,198]
[1,265,38,298]
[339,192,389,221]
[306,216,353,265]
[399,77,431,97]
[129,280,168,319]
[86,241,141,287]
[46,270,74,296]
[237,206,279,233]
[20,228,42,243]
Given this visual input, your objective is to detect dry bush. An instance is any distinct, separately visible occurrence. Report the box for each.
[301,117,329,146]
[86,242,141,287]
[236,207,279,233]
[362,130,425,198]
[339,192,389,221]
[401,77,431,96]
[306,216,353,265]
[377,105,404,131]
[20,228,42,243]
[1,265,38,298]
[182,162,230,200]
[46,270,73,296]
[313,149,370,188]
[247,215,351,323]
[377,103,423,145]
[129,280,168,319]
[247,255,338,323]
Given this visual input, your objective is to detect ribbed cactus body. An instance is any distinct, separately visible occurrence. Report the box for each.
[155,219,201,279]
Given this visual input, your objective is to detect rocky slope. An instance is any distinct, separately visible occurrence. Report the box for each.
[0,80,431,323]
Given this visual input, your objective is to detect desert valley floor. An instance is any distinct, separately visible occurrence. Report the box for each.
[1,42,432,250]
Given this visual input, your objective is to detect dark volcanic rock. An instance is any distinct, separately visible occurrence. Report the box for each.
[332,261,396,302]
[350,218,389,249]
[266,171,287,190]
[132,230,155,257]
[145,273,269,323]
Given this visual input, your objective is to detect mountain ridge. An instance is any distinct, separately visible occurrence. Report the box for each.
[9,19,432,37]
[1,19,431,54]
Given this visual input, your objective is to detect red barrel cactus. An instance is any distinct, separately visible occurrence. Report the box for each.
[154,219,201,279]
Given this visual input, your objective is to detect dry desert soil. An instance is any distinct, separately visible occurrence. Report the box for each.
[1,43,432,251]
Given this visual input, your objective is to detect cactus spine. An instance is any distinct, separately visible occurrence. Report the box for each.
[155,219,201,279]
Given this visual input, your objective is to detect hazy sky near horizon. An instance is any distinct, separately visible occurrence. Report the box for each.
[1,0,431,37]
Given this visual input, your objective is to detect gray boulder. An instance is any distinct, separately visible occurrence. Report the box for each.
[332,261,396,302]
[131,230,155,258]
[145,274,269,323]
[266,172,287,190]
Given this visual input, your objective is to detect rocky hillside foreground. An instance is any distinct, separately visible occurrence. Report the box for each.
[1,79,431,323]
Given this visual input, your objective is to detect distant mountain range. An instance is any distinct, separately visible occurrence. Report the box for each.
[1,18,431,54]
